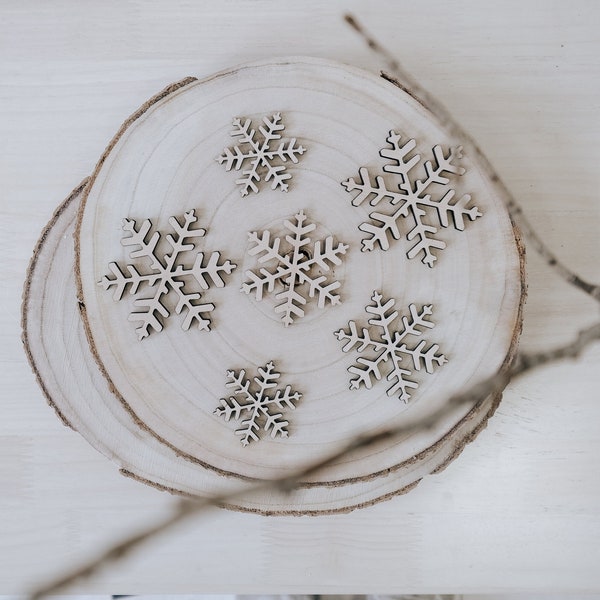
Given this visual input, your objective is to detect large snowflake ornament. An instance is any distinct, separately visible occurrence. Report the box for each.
[242,210,349,326]
[335,291,447,402]
[218,112,306,197]
[342,131,482,267]
[214,362,302,446]
[99,210,236,340]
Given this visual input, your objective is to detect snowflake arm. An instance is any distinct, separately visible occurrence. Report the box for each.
[398,303,434,336]
[365,292,398,342]
[269,138,306,163]
[128,287,170,340]
[170,278,215,332]
[165,211,206,252]
[380,131,420,177]
[259,113,284,139]
[215,395,245,422]
[99,218,163,299]
[242,266,285,301]
[348,354,388,390]
[172,248,237,292]
[253,361,279,394]
[274,286,307,326]
[218,118,258,167]
[413,144,465,189]
[236,167,261,198]
[100,263,160,301]
[358,211,403,252]
[218,144,251,172]
[272,385,302,410]
[309,236,349,270]
[215,369,252,414]
[399,339,447,373]
[237,414,261,446]
[297,275,342,308]
[342,167,404,207]
[334,321,384,353]
[284,209,315,240]
[434,190,482,230]
[121,218,162,266]
[185,252,237,289]
[404,209,446,266]
[384,355,418,402]
[246,230,283,262]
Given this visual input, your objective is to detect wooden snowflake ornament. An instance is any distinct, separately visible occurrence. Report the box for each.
[342,131,482,266]
[242,210,349,326]
[214,362,302,446]
[335,291,448,402]
[99,210,237,340]
[218,112,306,196]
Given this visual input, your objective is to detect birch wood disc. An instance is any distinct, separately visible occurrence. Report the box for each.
[66,58,523,511]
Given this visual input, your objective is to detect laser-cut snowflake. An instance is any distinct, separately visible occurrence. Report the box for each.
[335,291,447,402]
[242,210,349,326]
[218,112,306,197]
[342,130,482,267]
[214,362,302,446]
[99,210,236,340]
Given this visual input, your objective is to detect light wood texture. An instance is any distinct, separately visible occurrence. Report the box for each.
[71,58,522,511]
[2,0,600,593]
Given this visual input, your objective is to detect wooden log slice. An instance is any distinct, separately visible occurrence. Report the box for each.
[35,58,523,513]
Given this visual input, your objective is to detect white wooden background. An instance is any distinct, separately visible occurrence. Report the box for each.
[1,0,599,594]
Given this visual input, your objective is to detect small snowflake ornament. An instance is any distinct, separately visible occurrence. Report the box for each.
[215,362,302,446]
[99,210,236,340]
[218,112,306,197]
[242,210,349,326]
[335,291,447,402]
[342,131,482,267]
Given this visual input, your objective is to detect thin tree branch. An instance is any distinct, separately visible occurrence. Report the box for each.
[345,13,600,303]
[29,321,600,600]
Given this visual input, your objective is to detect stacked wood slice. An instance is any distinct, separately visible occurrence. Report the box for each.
[21,58,525,515]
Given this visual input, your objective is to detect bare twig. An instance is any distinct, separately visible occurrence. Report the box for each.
[28,321,600,600]
[345,13,600,303]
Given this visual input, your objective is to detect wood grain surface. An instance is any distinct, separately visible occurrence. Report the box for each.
[2,0,600,593]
